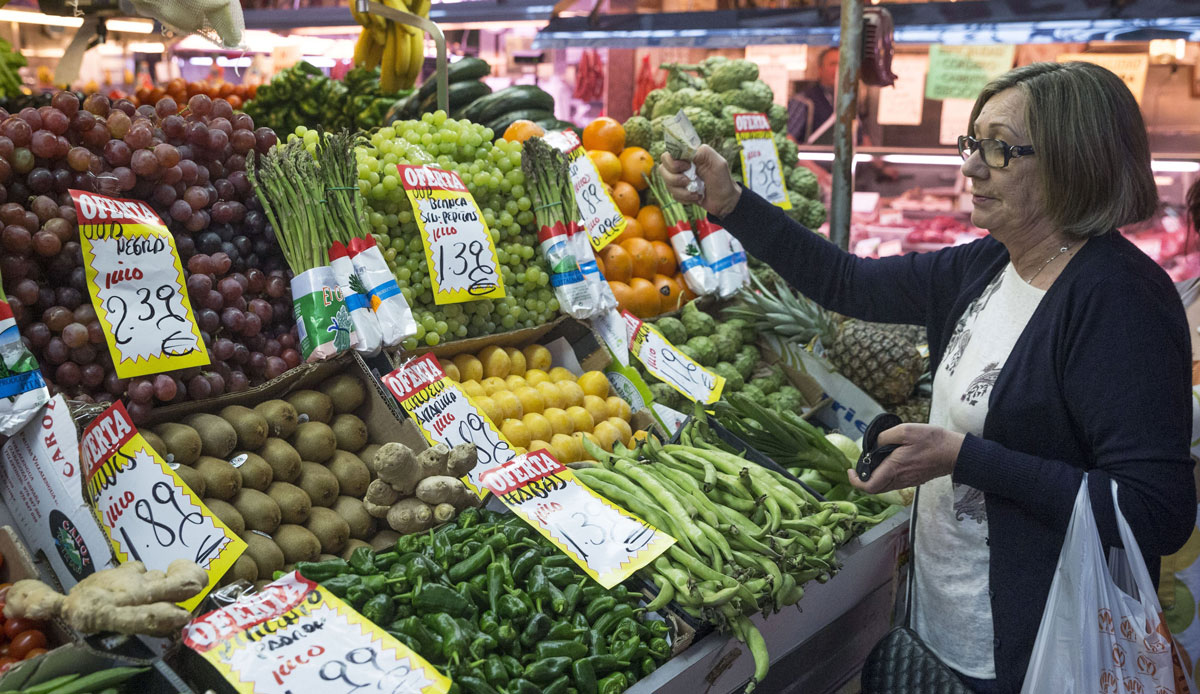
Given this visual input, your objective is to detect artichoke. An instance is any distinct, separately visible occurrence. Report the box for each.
[695,90,725,116]
[707,59,760,93]
[681,302,717,338]
[719,80,774,113]
[664,64,706,91]
[801,199,828,229]
[649,382,682,410]
[653,87,699,120]
[698,55,730,77]
[654,316,689,345]
[768,103,788,132]
[774,133,799,167]
[713,324,743,360]
[789,167,819,199]
[681,106,719,143]
[640,88,669,118]
[649,140,667,163]
[685,336,719,367]
[713,362,744,392]
[624,115,653,150]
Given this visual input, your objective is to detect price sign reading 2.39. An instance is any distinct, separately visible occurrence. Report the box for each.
[482,449,674,588]
[734,114,791,210]
[71,190,210,378]
[398,165,505,305]
[381,353,515,497]
[81,401,245,611]
[624,310,725,406]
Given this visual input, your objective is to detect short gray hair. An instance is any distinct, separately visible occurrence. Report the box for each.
[969,61,1158,238]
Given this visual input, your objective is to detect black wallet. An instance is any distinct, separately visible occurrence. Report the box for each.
[855,413,903,482]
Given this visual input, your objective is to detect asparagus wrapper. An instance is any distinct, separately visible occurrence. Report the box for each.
[692,204,748,298]
[648,171,717,296]
[0,263,49,435]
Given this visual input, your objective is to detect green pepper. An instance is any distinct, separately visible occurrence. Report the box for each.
[388,630,423,654]
[457,581,487,613]
[457,676,501,694]
[640,655,657,676]
[584,596,616,623]
[542,566,576,589]
[591,612,618,638]
[321,573,361,598]
[513,549,540,582]
[396,534,422,553]
[349,546,376,575]
[456,541,483,563]
[361,594,395,625]
[423,613,470,664]
[583,655,628,676]
[520,613,552,648]
[457,507,481,529]
[546,621,582,640]
[479,610,500,637]
[611,636,640,663]
[542,554,572,569]
[387,561,409,582]
[502,524,531,545]
[545,581,567,615]
[647,637,670,660]
[603,606,635,635]
[362,575,388,594]
[469,632,498,659]
[414,583,474,618]
[375,551,401,571]
[498,593,529,621]
[646,620,670,638]
[562,581,583,616]
[296,559,350,582]
[497,624,518,649]
[393,602,414,620]
[508,679,543,694]
[581,585,605,604]
[527,566,551,603]
[611,617,639,644]
[588,629,607,657]
[534,640,588,660]
[346,582,375,608]
[432,531,453,564]
[572,613,590,632]
[483,656,509,686]
[597,673,628,694]
[487,562,507,615]
[524,657,572,684]
[572,658,598,694]
[449,545,493,583]
[390,617,440,654]
[501,655,524,679]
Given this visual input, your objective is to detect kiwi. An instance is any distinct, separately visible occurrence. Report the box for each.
[358,444,384,478]
[286,390,333,424]
[252,579,273,592]
[183,414,239,459]
[341,538,372,560]
[141,430,167,458]
[230,555,258,583]
[369,529,401,552]
[292,422,337,463]
[332,496,375,541]
[329,414,369,453]
[194,456,242,501]
[321,374,367,415]
[173,465,206,497]
[231,452,274,492]
[326,451,371,499]
[259,438,302,483]
[232,488,282,534]
[203,498,245,536]
[255,400,299,439]
[274,524,321,563]
[153,423,202,466]
[304,507,350,555]
[220,406,269,450]
[243,531,285,576]
[297,461,340,508]
[267,482,312,525]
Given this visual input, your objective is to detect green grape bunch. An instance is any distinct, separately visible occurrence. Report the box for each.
[333,112,559,350]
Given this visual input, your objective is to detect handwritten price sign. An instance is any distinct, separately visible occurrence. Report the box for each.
[482,449,674,588]
[71,190,210,378]
[734,114,791,210]
[399,166,505,305]
[184,573,450,694]
[624,310,725,406]
[81,401,244,610]
[544,130,627,251]
[381,353,516,498]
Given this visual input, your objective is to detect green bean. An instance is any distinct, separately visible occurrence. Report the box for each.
[613,459,708,551]
[696,520,733,563]
[645,572,676,611]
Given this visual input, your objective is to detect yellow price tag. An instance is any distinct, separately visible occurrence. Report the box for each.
[544,130,627,251]
[381,353,517,498]
[398,165,505,305]
[624,310,725,406]
[482,449,675,588]
[71,190,211,379]
[183,572,451,694]
[81,401,245,611]
[734,114,791,210]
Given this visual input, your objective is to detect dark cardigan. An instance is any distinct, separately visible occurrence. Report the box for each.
[717,190,1195,692]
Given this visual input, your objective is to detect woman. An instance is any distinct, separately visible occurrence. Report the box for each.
[661,61,1195,693]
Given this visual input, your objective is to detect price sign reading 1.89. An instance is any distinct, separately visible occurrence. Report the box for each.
[482,449,675,588]
[543,130,627,251]
[399,165,505,305]
[72,190,211,378]
[733,114,791,210]
[624,310,725,406]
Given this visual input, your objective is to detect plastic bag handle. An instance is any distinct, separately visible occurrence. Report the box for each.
[1109,479,1161,608]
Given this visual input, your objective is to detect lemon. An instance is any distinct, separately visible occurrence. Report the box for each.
[607,417,633,447]
[529,439,554,456]
[524,368,550,386]
[505,347,527,377]
[565,406,594,434]
[514,386,545,416]
[478,345,512,379]
[500,419,532,449]
[577,370,610,399]
[505,375,527,391]
[606,395,632,421]
[452,354,484,383]
[443,362,461,382]
[583,395,609,425]
[549,366,576,383]
[491,391,524,421]
[536,381,564,410]
[543,408,575,436]
[592,421,621,452]
[523,413,554,442]
[551,433,582,463]
[473,395,501,423]
[523,344,553,371]
[460,380,485,397]
[482,376,509,395]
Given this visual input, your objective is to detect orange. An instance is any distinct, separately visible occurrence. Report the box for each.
[619,147,655,191]
[609,280,634,313]
[651,241,677,276]
[621,238,657,280]
[594,253,606,278]
[654,274,683,314]
[612,181,640,217]
[613,216,643,245]
[637,205,668,243]
[677,273,698,303]
[589,150,622,186]
[627,277,661,318]
[503,120,544,143]
[582,117,625,155]
[598,244,633,284]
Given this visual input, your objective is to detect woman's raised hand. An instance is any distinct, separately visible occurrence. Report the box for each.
[659,145,742,219]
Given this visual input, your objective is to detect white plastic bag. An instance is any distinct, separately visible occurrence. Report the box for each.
[1022,478,1195,694]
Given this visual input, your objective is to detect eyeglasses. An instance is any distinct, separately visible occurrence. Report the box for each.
[957,135,1035,169]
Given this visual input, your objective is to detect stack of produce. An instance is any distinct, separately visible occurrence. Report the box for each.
[361,441,480,533]
[292,508,673,691]
[386,57,492,123]
[458,84,571,140]
[131,79,256,111]
[245,62,412,135]
[350,0,430,92]
[445,343,642,462]
[0,91,293,416]
[573,415,881,692]
[353,112,558,348]
[624,57,827,230]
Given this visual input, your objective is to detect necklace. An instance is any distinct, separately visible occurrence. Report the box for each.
[1025,241,1073,284]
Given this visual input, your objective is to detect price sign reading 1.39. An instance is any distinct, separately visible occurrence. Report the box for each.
[734,114,791,210]
[81,401,245,611]
[543,130,627,251]
[624,310,725,406]
[399,166,505,305]
[482,449,675,588]
[381,353,515,497]
[72,190,210,378]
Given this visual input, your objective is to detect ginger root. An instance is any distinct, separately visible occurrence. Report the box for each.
[446,444,478,478]
[415,475,478,508]
[363,478,400,519]
[416,444,450,479]
[6,559,207,636]
[387,497,434,534]
[373,443,421,495]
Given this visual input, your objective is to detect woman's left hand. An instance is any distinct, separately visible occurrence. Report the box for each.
[847,424,966,494]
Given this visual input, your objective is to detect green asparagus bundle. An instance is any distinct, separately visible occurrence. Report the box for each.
[247,139,330,274]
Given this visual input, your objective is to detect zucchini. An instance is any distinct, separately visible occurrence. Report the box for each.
[386,91,422,123]
[415,56,491,103]
[534,118,577,133]
[487,108,554,136]
[459,85,555,125]
[419,80,492,114]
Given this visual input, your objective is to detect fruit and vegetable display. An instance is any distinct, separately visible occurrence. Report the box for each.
[362,441,480,533]
[131,79,256,112]
[245,62,413,134]
[350,0,433,93]
[0,666,150,694]
[291,508,674,692]
[0,39,25,101]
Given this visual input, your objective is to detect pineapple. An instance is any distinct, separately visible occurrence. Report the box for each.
[895,394,932,424]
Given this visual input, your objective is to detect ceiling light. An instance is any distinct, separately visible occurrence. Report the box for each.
[128,42,166,53]
[882,154,965,166]
[1151,160,1200,173]
[0,9,83,27]
[105,19,155,34]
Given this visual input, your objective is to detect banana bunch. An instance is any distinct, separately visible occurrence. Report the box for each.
[351,0,431,93]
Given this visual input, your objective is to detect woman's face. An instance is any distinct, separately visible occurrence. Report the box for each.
[961,87,1047,239]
